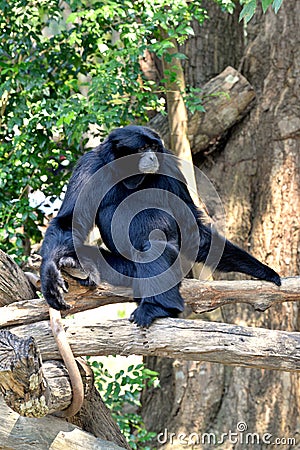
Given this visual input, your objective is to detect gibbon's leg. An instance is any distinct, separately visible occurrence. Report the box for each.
[196,224,281,286]
[130,240,184,327]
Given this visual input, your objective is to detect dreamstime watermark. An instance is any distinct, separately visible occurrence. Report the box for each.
[156,422,296,446]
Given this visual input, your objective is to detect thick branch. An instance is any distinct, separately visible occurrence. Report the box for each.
[180,276,300,313]
[0,249,35,306]
[0,331,130,449]
[9,316,300,372]
[0,330,84,417]
[150,66,256,154]
[1,277,299,328]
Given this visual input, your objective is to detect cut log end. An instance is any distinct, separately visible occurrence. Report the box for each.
[0,331,49,418]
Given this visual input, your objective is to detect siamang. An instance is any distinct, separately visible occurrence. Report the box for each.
[40,125,281,327]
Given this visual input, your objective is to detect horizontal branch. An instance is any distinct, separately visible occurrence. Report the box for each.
[181,276,300,313]
[1,277,299,328]
[10,316,300,372]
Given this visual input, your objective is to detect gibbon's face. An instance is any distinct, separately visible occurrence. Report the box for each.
[108,125,164,187]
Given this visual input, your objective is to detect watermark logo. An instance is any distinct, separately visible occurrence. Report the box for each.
[72,152,226,295]
[157,422,296,446]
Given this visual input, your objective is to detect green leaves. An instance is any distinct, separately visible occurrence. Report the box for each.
[272,0,283,13]
[239,0,257,22]
[91,358,159,449]
[184,87,205,114]
[2,0,281,259]
[0,0,160,257]
[239,0,283,22]
[1,0,209,258]
[261,0,274,12]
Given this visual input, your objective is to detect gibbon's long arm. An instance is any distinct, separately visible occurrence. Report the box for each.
[40,149,106,310]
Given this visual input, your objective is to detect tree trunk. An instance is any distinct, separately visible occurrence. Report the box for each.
[182,1,244,87]
[0,249,35,305]
[142,3,300,448]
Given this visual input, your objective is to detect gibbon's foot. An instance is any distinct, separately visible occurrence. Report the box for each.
[130,301,180,327]
[263,267,281,286]
[59,255,98,287]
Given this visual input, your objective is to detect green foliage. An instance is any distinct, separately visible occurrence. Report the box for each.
[184,87,206,114]
[239,0,283,22]
[0,0,207,260]
[1,0,283,259]
[215,0,236,14]
[90,358,159,449]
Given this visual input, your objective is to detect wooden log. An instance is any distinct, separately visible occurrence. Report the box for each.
[0,331,130,449]
[0,249,35,306]
[8,316,300,372]
[0,397,127,450]
[1,277,299,328]
[181,276,300,313]
[0,329,80,417]
[149,66,256,154]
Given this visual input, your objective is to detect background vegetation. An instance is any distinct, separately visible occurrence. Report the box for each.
[0,0,280,260]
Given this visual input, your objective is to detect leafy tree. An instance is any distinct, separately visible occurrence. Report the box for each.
[0,0,209,260]
[239,0,283,22]
[1,0,283,260]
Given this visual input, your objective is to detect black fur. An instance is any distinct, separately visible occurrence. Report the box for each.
[40,125,281,326]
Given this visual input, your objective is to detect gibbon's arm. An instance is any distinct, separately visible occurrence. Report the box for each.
[40,149,105,310]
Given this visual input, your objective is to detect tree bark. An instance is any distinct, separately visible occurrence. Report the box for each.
[3,316,300,372]
[142,3,300,448]
[0,249,35,305]
[182,1,244,87]
[1,276,300,327]
[150,66,256,155]
[204,3,300,446]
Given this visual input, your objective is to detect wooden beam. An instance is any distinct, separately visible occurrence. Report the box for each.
[1,277,299,328]
[8,316,300,372]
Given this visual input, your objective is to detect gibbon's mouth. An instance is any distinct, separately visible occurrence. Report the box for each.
[123,174,145,189]
[141,165,160,174]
